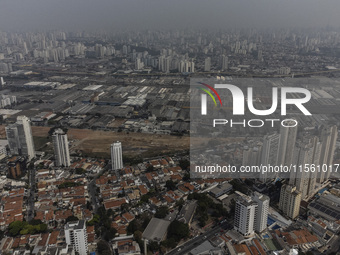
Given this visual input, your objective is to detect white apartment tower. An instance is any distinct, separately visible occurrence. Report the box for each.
[52,128,70,167]
[234,193,257,237]
[111,141,123,173]
[234,191,270,236]
[64,220,88,255]
[277,123,298,166]
[6,116,35,160]
[289,137,321,198]
[252,192,270,233]
[260,133,280,181]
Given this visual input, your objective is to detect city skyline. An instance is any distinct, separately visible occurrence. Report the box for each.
[0,1,340,254]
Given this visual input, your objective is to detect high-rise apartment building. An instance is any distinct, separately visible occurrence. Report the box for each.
[252,192,270,233]
[52,128,70,167]
[6,116,35,160]
[279,184,302,220]
[158,56,171,73]
[111,141,123,176]
[242,146,261,167]
[8,156,26,179]
[64,220,88,255]
[277,123,298,166]
[260,133,280,181]
[289,137,321,198]
[234,193,257,237]
[234,191,270,236]
[318,125,337,183]
[178,60,195,73]
[221,55,228,71]
[204,57,211,72]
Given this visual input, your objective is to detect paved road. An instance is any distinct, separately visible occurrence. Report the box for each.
[166,222,230,255]
[27,167,36,221]
[88,167,108,212]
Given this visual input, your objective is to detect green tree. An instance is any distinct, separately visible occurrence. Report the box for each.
[9,221,26,236]
[183,172,190,181]
[58,181,81,189]
[161,238,177,248]
[167,220,189,242]
[38,224,48,232]
[134,230,143,241]
[179,159,190,170]
[165,180,177,190]
[103,227,117,241]
[75,168,86,175]
[148,241,160,252]
[146,165,154,172]
[140,194,151,203]
[97,240,110,255]
[127,219,140,234]
[29,219,43,225]
[154,206,169,219]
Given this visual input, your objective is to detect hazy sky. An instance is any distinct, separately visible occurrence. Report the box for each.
[0,0,339,31]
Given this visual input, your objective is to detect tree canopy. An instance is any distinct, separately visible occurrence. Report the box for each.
[167,220,189,242]
[9,221,48,236]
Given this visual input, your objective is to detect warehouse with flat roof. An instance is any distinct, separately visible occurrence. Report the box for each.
[142,218,171,243]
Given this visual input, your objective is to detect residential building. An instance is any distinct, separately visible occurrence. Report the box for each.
[52,128,70,167]
[64,220,88,255]
[252,192,269,233]
[318,125,337,183]
[6,116,35,160]
[111,141,123,175]
[234,192,257,237]
[279,184,302,220]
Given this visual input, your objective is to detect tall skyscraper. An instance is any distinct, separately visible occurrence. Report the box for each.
[234,191,270,236]
[111,141,123,174]
[135,57,144,70]
[252,192,270,233]
[178,60,195,73]
[158,56,171,73]
[260,133,280,181]
[242,146,261,167]
[277,123,298,166]
[234,192,257,237]
[204,57,211,72]
[6,116,35,160]
[317,125,337,183]
[279,184,301,220]
[289,137,321,198]
[52,128,70,167]
[122,45,128,55]
[221,55,228,71]
[64,220,88,255]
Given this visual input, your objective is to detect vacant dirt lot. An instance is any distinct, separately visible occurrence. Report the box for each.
[0,125,242,158]
[26,126,190,157]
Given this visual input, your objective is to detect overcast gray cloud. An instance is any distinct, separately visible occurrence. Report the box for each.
[0,0,339,31]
